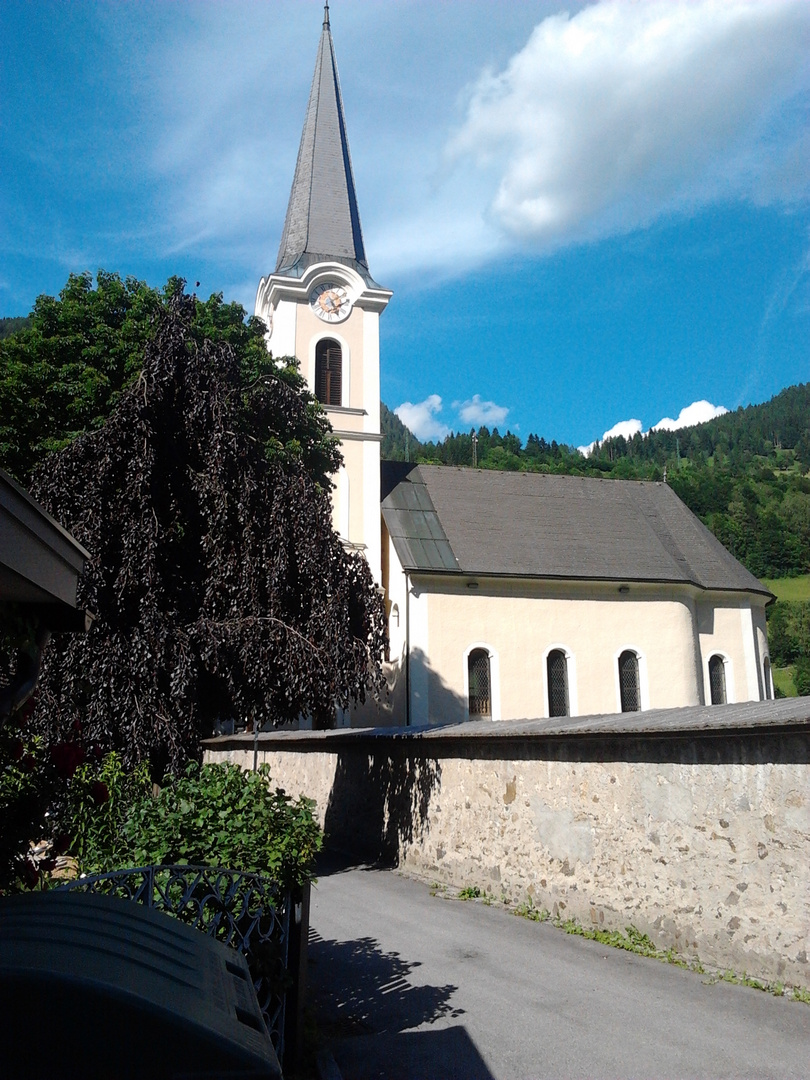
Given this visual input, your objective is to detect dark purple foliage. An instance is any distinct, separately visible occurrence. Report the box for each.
[29,290,385,771]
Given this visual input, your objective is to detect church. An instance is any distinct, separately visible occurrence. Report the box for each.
[255,6,774,729]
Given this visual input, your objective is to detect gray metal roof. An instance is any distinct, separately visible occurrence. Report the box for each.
[275,5,370,281]
[380,463,771,596]
[202,697,810,748]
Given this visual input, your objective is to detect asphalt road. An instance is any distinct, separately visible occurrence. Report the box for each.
[308,859,809,1080]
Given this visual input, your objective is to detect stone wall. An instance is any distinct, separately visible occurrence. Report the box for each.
[205,708,810,987]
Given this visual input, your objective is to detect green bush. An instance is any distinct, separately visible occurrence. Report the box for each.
[66,753,152,871]
[64,757,322,888]
[794,658,810,697]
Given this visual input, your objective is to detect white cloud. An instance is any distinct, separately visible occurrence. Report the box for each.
[453,395,510,429]
[445,0,810,256]
[602,418,644,442]
[579,399,727,454]
[652,400,729,431]
[395,395,450,442]
[578,416,643,456]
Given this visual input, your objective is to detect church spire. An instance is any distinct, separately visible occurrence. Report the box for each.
[275,4,369,279]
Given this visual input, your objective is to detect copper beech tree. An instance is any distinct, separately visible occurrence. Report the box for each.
[28,287,386,772]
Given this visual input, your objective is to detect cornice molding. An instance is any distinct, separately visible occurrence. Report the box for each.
[256,261,392,319]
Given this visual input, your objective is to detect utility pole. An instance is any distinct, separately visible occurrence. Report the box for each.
[472,432,478,468]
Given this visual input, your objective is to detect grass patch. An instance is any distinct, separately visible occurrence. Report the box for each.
[763,574,810,601]
[555,918,688,965]
[440,882,810,1004]
[773,666,797,697]
[511,904,810,1003]
[513,900,549,923]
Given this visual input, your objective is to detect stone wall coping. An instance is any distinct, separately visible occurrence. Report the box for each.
[203,697,810,751]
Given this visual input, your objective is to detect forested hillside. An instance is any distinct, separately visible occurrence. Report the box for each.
[0,317,30,340]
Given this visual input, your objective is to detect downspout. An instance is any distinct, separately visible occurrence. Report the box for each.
[405,572,411,727]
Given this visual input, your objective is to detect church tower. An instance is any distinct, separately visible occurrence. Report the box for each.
[256,2,391,584]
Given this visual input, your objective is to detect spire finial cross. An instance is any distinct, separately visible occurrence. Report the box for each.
[323,1,330,29]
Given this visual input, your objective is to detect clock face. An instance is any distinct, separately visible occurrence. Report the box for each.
[310,282,351,322]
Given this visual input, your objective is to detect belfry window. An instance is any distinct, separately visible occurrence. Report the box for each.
[315,339,342,406]
[763,657,771,700]
[618,650,641,712]
[547,649,569,717]
[709,654,727,705]
[468,649,491,719]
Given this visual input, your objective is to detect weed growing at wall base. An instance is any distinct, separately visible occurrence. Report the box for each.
[450,882,809,1005]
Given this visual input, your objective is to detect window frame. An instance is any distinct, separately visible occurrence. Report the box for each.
[613,646,649,713]
[703,651,735,705]
[463,642,501,721]
[542,644,577,718]
[314,337,344,407]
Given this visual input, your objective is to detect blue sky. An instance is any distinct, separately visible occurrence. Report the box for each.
[2,1,808,451]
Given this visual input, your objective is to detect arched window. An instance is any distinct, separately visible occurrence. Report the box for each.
[763,657,771,701]
[547,649,569,717]
[315,338,342,406]
[618,650,641,712]
[709,654,727,705]
[467,648,491,719]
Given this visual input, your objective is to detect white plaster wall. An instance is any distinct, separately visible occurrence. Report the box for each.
[362,437,381,583]
[338,440,365,551]
[416,579,707,724]
[361,307,381,433]
[264,297,297,358]
[333,466,349,540]
[699,600,767,704]
[409,579,431,727]
[294,301,364,399]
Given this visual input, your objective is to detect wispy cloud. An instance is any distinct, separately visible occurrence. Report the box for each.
[109,0,810,283]
[760,241,810,329]
[453,395,509,429]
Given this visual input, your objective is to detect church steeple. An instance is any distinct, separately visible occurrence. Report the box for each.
[256,4,391,594]
[275,3,369,280]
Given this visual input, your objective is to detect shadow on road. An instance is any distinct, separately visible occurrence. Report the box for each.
[309,927,494,1080]
[309,928,463,1035]
[330,1026,496,1080]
